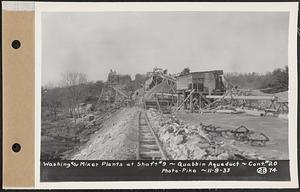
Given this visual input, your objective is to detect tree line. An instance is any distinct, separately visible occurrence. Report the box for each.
[42,66,288,122]
[224,66,288,93]
[42,72,102,123]
[42,72,148,123]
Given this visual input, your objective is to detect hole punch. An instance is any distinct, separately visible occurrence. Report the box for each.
[12,143,21,152]
[11,40,21,49]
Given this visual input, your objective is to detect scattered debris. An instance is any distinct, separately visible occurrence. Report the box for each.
[232,125,250,141]
[146,108,267,160]
[231,125,270,146]
[41,68,287,161]
[41,102,123,160]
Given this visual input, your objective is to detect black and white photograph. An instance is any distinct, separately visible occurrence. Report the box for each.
[36,2,298,187]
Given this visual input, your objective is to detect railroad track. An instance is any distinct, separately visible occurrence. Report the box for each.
[137,110,168,160]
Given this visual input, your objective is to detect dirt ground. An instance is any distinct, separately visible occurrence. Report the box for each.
[72,107,140,160]
[175,112,289,160]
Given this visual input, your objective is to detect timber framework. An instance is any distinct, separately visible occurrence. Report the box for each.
[176,70,226,112]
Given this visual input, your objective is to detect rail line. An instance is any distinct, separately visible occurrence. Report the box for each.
[137,110,168,160]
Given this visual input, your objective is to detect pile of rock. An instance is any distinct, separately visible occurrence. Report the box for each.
[146,108,263,160]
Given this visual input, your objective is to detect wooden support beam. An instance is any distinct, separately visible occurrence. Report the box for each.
[203,92,228,109]
[190,92,193,112]
[156,98,163,114]
[199,93,202,113]
[184,92,187,110]
[176,89,195,111]
[206,95,277,101]
[152,93,177,97]
[200,94,211,104]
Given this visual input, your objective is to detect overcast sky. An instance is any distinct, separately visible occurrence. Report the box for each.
[42,12,289,85]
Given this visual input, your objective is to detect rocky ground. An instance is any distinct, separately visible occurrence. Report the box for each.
[146,108,288,160]
[175,111,289,160]
[41,102,128,160]
[72,107,140,160]
[42,103,288,160]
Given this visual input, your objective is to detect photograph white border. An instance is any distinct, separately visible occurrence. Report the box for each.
[35,2,298,189]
